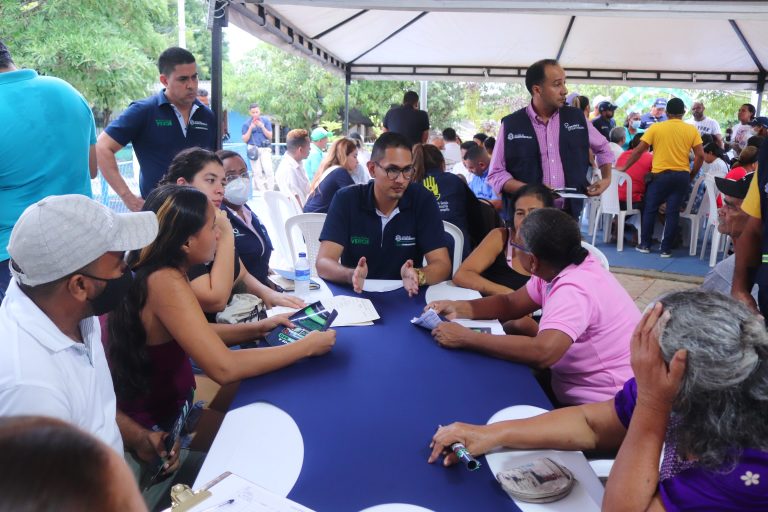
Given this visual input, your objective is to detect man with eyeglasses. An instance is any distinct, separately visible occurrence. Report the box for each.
[317,132,451,296]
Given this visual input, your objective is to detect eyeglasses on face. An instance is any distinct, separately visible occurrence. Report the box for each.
[223,171,250,184]
[508,240,531,254]
[372,161,414,180]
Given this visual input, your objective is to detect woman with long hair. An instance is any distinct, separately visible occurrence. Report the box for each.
[159,147,303,314]
[108,186,334,479]
[428,208,637,406]
[303,138,359,213]
[453,183,553,296]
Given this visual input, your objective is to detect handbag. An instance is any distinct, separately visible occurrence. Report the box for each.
[215,293,266,324]
[246,145,259,161]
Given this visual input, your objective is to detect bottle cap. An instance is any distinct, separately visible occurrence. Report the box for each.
[299,252,307,258]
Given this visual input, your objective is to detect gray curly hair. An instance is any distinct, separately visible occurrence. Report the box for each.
[657,290,768,469]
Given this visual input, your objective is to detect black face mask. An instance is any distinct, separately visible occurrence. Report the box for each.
[81,270,133,316]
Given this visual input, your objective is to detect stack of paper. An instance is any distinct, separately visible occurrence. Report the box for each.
[183,471,314,512]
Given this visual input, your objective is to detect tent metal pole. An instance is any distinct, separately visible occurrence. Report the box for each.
[758,71,766,116]
[420,80,428,112]
[211,1,226,150]
[344,68,351,134]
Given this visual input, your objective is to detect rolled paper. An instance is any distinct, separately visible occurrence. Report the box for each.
[451,442,480,471]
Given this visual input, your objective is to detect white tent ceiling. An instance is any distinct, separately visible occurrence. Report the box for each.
[224,0,768,91]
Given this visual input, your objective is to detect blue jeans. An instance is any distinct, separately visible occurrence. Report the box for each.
[640,171,689,252]
[0,259,10,303]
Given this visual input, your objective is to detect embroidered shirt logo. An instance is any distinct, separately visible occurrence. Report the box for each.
[155,119,173,127]
[351,236,370,245]
[423,176,440,200]
[189,119,209,130]
[394,234,416,247]
[507,133,533,140]
[563,122,585,132]
[741,471,760,486]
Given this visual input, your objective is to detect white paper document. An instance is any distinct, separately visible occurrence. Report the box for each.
[186,472,314,512]
[362,279,403,292]
[267,297,380,327]
[411,309,444,330]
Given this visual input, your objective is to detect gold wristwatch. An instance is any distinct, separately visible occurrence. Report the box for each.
[415,268,427,287]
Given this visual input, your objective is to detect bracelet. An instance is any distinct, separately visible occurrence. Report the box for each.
[415,268,427,287]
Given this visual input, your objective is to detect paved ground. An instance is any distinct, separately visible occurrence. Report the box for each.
[612,269,700,311]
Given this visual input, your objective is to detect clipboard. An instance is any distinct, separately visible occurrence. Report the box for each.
[169,471,315,512]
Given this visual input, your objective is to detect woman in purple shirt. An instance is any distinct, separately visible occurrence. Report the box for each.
[429,290,768,511]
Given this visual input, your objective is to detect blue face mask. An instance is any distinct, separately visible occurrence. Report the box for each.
[631,120,641,130]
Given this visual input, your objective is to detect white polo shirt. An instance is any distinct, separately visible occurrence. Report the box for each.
[0,279,123,454]
[275,153,310,206]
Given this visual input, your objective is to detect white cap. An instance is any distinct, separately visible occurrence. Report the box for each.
[8,195,159,287]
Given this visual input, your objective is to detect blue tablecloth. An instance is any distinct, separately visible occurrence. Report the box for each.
[232,284,552,511]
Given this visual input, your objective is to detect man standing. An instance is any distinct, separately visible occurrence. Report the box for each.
[383,91,430,147]
[241,102,274,191]
[617,98,704,257]
[0,195,158,456]
[316,132,451,296]
[640,98,668,129]
[275,129,312,208]
[96,47,216,211]
[305,127,329,182]
[592,101,618,141]
[487,58,614,215]
[442,127,462,168]
[0,40,97,301]
[688,101,723,148]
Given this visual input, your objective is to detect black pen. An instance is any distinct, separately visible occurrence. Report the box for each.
[200,498,235,512]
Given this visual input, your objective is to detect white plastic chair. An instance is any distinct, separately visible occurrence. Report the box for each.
[262,191,303,269]
[422,221,464,277]
[679,173,708,256]
[698,177,726,267]
[590,170,641,252]
[285,213,327,277]
[581,241,610,270]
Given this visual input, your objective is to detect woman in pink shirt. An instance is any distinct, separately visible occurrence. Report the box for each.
[427,208,638,405]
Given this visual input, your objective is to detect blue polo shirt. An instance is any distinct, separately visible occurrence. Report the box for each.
[241,117,273,147]
[225,205,273,285]
[422,168,471,259]
[304,166,355,213]
[469,170,498,201]
[104,90,216,198]
[0,69,95,261]
[320,181,447,279]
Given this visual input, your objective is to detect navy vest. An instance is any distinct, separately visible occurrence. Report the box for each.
[501,106,591,192]
[755,148,768,317]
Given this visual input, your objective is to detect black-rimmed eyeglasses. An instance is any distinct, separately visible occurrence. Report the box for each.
[372,161,414,180]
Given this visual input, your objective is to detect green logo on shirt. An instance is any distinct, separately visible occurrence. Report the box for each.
[351,236,370,245]
[155,119,173,127]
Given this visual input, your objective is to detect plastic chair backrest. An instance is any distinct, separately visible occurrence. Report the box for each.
[263,191,303,266]
[443,221,464,277]
[285,213,327,277]
[581,241,610,270]
[681,173,706,216]
[598,168,625,215]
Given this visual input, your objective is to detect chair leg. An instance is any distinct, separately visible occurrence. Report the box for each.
[617,213,625,252]
[709,230,721,267]
[689,220,699,256]
[591,207,602,245]
[699,225,709,260]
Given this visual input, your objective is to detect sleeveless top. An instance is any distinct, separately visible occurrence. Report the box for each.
[117,340,195,430]
[479,227,530,294]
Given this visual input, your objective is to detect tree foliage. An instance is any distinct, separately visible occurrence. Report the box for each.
[1,0,170,124]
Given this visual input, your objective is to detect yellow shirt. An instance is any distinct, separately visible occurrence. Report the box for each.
[742,167,761,219]
[640,119,703,173]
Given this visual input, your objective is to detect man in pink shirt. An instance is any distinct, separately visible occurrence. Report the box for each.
[487,59,614,216]
[425,208,637,405]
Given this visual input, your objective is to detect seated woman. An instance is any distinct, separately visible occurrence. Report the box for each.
[412,143,473,259]
[159,147,302,314]
[428,208,638,405]
[617,133,653,209]
[215,150,274,286]
[429,290,768,511]
[303,138,359,213]
[453,184,553,296]
[108,186,335,481]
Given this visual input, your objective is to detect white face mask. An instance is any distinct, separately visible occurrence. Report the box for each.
[224,177,252,206]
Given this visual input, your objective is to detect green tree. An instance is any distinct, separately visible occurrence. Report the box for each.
[164,0,229,80]
[1,0,170,125]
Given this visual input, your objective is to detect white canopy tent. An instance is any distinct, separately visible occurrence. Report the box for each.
[207,1,768,139]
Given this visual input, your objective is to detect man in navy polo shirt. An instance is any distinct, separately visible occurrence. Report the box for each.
[316,132,451,297]
[96,47,216,211]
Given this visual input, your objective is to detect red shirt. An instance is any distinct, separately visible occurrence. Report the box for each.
[616,150,653,203]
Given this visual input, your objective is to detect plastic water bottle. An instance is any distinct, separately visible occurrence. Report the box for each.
[294,252,310,298]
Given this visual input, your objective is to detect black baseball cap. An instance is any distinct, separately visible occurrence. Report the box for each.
[598,101,618,112]
[750,116,768,129]
[715,172,754,200]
